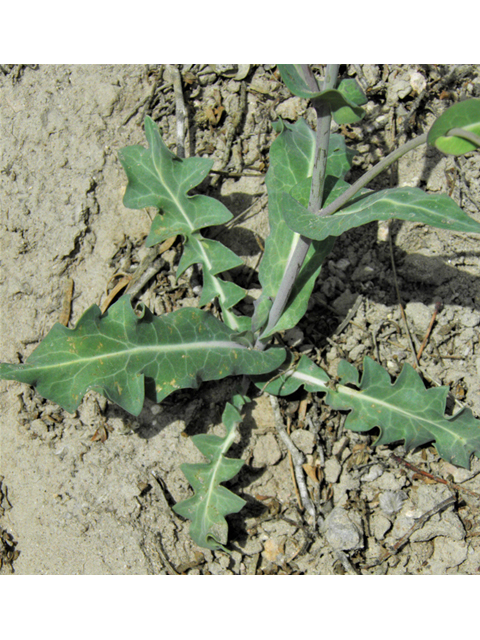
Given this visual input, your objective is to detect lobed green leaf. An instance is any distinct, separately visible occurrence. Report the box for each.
[255,352,480,469]
[0,296,285,416]
[173,394,248,550]
[119,117,248,330]
[327,357,480,468]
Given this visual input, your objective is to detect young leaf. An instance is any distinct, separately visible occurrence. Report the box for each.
[0,296,286,416]
[174,394,247,551]
[282,183,480,241]
[277,65,366,124]
[256,119,352,338]
[428,98,480,156]
[253,353,330,396]
[119,117,247,330]
[327,357,480,469]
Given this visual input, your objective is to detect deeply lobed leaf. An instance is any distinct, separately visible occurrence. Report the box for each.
[119,117,248,330]
[255,352,480,469]
[328,357,480,468]
[0,296,285,416]
[119,117,231,238]
[174,394,248,550]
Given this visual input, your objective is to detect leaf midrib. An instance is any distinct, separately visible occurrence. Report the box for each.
[27,339,249,372]
[338,384,467,445]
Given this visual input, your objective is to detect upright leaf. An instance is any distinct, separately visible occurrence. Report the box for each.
[257,119,353,338]
[174,394,248,551]
[283,183,480,241]
[0,296,285,416]
[119,117,247,330]
[278,66,366,124]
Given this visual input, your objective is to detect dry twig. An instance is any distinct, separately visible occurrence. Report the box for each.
[392,454,480,500]
[59,278,74,326]
[366,494,456,569]
[416,299,443,363]
[167,65,187,159]
[269,395,316,519]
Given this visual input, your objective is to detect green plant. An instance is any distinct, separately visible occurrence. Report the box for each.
[2,65,480,551]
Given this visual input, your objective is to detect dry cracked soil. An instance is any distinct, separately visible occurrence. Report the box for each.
[1,64,480,574]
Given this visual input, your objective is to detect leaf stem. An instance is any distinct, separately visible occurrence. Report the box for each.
[318,132,428,217]
[257,64,340,346]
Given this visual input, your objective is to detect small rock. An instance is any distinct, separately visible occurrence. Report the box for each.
[333,471,361,507]
[410,71,426,95]
[349,343,367,361]
[427,538,468,574]
[362,65,380,87]
[332,436,350,458]
[388,76,412,102]
[405,301,432,333]
[207,563,232,575]
[261,519,297,536]
[291,429,315,455]
[275,96,304,121]
[351,264,376,282]
[332,289,359,316]
[400,254,451,285]
[252,433,282,467]
[461,310,480,328]
[262,537,285,564]
[371,513,392,541]
[324,457,342,484]
[323,507,364,551]
[284,326,304,348]
[30,418,49,440]
[335,258,351,272]
[376,471,407,492]
[360,464,384,483]
[250,76,276,95]
[250,394,275,433]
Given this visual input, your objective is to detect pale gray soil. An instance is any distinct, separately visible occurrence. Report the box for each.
[1,64,480,574]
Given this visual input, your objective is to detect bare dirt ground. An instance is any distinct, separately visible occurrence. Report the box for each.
[1,64,480,574]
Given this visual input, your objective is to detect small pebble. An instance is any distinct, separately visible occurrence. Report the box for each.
[324,457,342,484]
[360,464,384,483]
[323,507,363,551]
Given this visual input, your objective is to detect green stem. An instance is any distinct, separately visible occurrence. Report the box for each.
[447,127,480,147]
[256,64,339,346]
[319,132,428,217]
